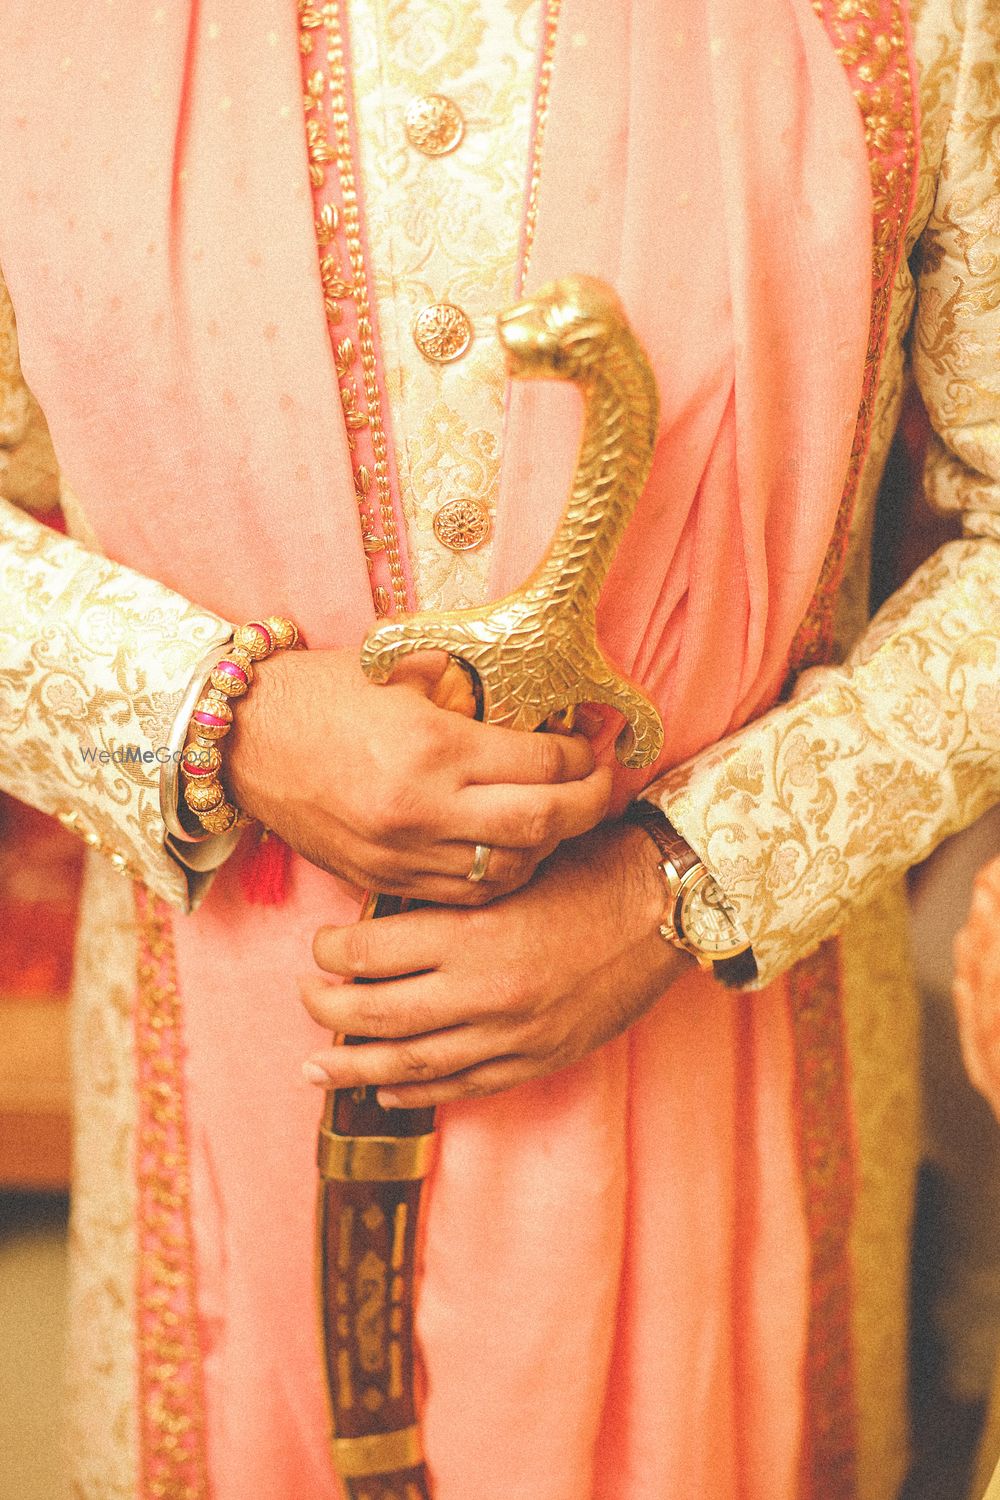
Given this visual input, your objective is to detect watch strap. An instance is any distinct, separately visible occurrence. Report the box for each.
[623,801,757,988]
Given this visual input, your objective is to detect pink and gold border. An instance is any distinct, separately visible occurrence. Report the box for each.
[791,0,920,677]
[785,5,919,1497]
[133,884,211,1500]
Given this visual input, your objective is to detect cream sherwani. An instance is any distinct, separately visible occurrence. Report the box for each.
[0,2,999,1496]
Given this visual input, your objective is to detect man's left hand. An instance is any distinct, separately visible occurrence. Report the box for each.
[301,819,691,1109]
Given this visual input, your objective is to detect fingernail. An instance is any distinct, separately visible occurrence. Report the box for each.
[303,1061,332,1087]
[377,1090,401,1110]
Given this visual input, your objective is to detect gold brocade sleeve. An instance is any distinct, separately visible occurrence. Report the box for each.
[0,276,233,909]
[645,0,1000,990]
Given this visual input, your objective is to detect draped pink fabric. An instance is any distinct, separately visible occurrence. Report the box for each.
[954,859,1000,1120]
[0,3,871,1497]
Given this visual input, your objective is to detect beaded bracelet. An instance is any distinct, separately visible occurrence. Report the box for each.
[180,616,299,835]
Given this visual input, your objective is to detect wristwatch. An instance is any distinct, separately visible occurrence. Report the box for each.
[624,801,757,988]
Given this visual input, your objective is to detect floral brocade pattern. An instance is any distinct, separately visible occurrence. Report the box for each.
[345,0,543,612]
[64,856,141,1500]
[0,5,996,1498]
[654,0,1000,995]
[659,540,1000,986]
[0,491,231,907]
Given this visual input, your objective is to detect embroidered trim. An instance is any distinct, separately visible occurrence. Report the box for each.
[133,883,211,1500]
[520,0,563,290]
[786,7,919,1498]
[299,1,412,618]
[791,0,920,676]
[785,939,859,1500]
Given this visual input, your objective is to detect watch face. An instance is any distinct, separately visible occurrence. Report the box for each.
[679,873,748,959]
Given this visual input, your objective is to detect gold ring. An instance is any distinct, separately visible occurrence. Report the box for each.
[467,842,492,883]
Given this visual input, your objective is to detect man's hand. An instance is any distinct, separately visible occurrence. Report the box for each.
[299,820,692,1107]
[225,646,611,905]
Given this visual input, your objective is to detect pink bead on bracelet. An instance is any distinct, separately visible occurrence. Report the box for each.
[179,616,299,835]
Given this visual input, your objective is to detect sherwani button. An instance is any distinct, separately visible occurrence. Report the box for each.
[432,497,492,552]
[412,302,473,363]
[405,94,465,157]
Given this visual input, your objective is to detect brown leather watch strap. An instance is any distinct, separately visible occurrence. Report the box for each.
[623,801,757,988]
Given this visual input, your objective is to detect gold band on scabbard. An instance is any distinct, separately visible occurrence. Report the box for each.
[332,1424,423,1478]
[317,1130,436,1182]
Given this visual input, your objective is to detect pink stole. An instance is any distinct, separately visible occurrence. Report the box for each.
[0,2,918,1497]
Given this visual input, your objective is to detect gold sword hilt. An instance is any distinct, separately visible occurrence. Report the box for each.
[361,275,664,764]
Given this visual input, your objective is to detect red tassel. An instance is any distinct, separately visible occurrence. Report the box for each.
[240,827,292,906]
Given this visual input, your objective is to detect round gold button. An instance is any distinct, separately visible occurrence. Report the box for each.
[413,303,473,364]
[432,498,492,552]
[405,94,465,157]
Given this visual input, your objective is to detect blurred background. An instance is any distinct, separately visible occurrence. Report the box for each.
[1,386,998,1500]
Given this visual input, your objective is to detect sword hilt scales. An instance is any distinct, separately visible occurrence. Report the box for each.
[319,276,664,1498]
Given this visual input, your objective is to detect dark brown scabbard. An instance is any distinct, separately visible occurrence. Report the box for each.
[317,895,436,1500]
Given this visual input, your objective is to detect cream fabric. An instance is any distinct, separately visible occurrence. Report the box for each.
[0,0,996,967]
[347,0,541,612]
[648,0,1000,987]
[0,6,992,1500]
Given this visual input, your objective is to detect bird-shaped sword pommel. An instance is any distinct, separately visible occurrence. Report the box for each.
[360,274,664,770]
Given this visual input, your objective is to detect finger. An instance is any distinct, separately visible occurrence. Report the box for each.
[300,971,459,1038]
[312,911,445,978]
[426,842,537,889]
[304,938,514,1035]
[375,1055,542,1110]
[384,649,452,698]
[455,765,613,850]
[302,1026,496,1091]
[331,864,523,908]
[457,721,596,786]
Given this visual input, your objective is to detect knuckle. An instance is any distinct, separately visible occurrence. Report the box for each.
[524,801,555,850]
[397,1041,434,1081]
[434,877,478,907]
[406,714,444,772]
[364,844,407,889]
[457,1075,489,1099]
[403,999,438,1037]
[508,850,538,887]
[356,997,389,1034]
[533,733,564,783]
[355,996,395,1032]
[486,967,526,1019]
[377,776,425,837]
[522,1019,560,1061]
[342,925,372,977]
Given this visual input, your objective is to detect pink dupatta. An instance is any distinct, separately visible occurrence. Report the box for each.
[955,858,1000,1119]
[0,2,880,1496]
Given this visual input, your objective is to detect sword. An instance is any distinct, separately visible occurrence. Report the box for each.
[317,275,663,1499]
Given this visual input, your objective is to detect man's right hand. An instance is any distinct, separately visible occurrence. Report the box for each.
[225,646,611,905]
